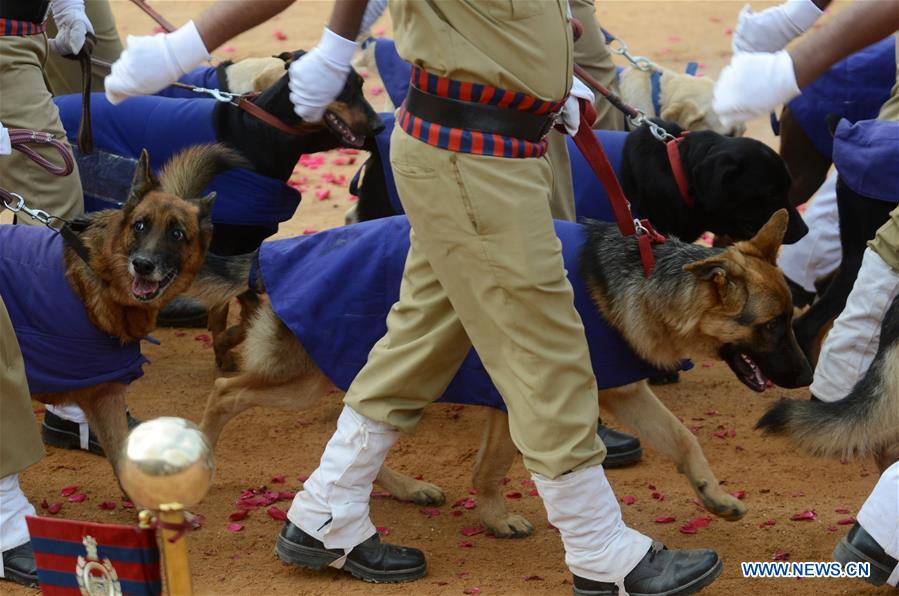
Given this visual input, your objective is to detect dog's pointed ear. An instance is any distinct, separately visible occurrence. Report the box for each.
[747,208,788,263]
[124,149,159,211]
[684,254,745,310]
[194,191,217,223]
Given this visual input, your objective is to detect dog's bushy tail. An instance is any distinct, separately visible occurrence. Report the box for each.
[158,144,247,199]
[185,251,262,308]
[756,297,899,459]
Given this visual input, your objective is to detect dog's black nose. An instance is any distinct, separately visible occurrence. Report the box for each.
[132,257,156,276]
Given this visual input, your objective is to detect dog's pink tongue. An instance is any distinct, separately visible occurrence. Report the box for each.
[132,277,159,297]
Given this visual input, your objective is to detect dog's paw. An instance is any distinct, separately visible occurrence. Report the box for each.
[704,494,747,521]
[215,351,239,372]
[393,480,446,506]
[483,513,534,539]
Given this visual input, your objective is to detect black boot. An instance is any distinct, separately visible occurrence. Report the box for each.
[42,410,141,456]
[832,522,898,586]
[573,543,721,596]
[275,520,426,583]
[1,543,38,588]
[598,422,642,468]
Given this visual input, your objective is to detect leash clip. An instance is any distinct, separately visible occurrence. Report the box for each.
[193,86,239,103]
[606,34,658,73]
[2,192,56,227]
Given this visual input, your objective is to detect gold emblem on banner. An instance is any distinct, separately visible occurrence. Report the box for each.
[76,535,122,596]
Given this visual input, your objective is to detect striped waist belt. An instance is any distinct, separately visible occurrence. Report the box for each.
[397,66,564,158]
[0,18,46,36]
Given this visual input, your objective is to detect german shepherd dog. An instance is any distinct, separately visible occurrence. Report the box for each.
[757,294,899,472]
[29,144,237,480]
[186,210,811,537]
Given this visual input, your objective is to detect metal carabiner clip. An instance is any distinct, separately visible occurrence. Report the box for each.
[2,192,25,213]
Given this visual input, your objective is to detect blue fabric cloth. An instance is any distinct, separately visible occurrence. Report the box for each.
[259,216,662,411]
[787,36,895,159]
[832,118,899,203]
[52,93,301,226]
[372,112,624,223]
[0,225,147,394]
[368,37,411,107]
[156,66,222,99]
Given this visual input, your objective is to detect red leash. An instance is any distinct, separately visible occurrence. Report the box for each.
[665,134,694,208]
[569,99,666,276]
[129,0,175,33]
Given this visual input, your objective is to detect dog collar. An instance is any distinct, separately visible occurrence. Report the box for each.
[665,134,695,209]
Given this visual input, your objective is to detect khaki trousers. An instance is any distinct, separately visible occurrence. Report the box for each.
[0,34,83,224]
[571,0,624,132]
[345,127,605,479]
[44,0,122,95]
[0,297,43,478]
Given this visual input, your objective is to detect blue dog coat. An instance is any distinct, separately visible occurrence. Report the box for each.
[0,225,147,395]
[832,119,899,203]
[371,112,626,223]
[786,37,895,159]
[52,93,301,227]
[156,66,222,99]
[258,216,663,410]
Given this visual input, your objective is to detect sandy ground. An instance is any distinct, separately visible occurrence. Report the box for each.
[8,2,888,595]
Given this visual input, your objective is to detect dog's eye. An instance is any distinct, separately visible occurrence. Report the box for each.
[764,319,780,331]
[171,229,185,241]
[133,220,146,233]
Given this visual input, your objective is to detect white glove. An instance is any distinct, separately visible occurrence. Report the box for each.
[732,0,823,54]
[289,27,358,123]
[561,76,595,136]
[0,122,11,156]
[360,0,388,34]
[104,21,210,105]
[713,50,800,129]
[48,0,94,56]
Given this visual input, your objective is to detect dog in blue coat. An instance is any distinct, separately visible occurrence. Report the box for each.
[182,209,809,538]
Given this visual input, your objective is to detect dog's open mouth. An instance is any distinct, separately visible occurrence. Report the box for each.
[323,111,364,148]
[728,352,769,393]
[131,270,176,302]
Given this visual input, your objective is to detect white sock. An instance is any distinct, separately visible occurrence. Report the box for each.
[46,403,90,450]
[0,475,36,579]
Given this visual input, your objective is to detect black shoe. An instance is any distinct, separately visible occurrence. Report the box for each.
[275,520,426,583]
[832,522,898,586]
[156,296,208,328]
[649,371,680,386]
[42,410,141,456]
[573,543,722,596]
[598,423,642,468]
[2,543,38,588]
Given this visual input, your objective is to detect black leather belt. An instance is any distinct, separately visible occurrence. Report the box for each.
[404,85,559,143]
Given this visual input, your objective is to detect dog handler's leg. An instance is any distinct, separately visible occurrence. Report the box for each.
[600,383,746,520]
[471,409,534,538]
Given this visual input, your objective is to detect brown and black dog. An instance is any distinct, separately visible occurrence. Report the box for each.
[20,145,238,480]
[186,210,811,538]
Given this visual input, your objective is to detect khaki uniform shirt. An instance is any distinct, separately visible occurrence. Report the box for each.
[390,0,572,102]
[869,33,899,270]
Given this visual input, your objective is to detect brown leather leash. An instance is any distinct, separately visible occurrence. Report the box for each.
[129,0,175,33]
[60,32,96,154]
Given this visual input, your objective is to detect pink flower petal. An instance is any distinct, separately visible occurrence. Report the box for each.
[773,550,790,561]
[121,500,135,509]
[48,503,63,514]
[834,508,850,514]
[419,507,441,518]
[315,189,331,201]
[273,30,288,41]
[227,523,244,533]
[370,86,384,96]
[505,491,522,499]
[679,525,698,534]
[524,575,543,581]
[370,490,392,499]
[730,490,746,500]
[647,484,656,490]
[266,506,287,521]
[461,526,484,537]
[759,519,777,528]
[462,588,481,594]
[222,46,236,53]
[837,517,856,525]
[270,474,285,484]
[458,540,475,548]
[68,493,87,503]
[229,511,249,522]
[40,499,49,510]
[652,491,665,501]
[60,485,78,497]
[153,26,166,34]
[99,501,117,510]
[790,510,817,521]
[376,526,390,536]
[655,516,676,524]
[791,491,805,497]
[302,228,318,235]
[621,495,636,505]
[527,488,539,497]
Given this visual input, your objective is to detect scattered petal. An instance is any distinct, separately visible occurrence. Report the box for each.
[227,523,244,533]
[68,493,87,503]
[266,506,287,521]
[60,485,78,497]
[837,517,856,525]
[524,575,543,581]
[647,484,656,490]
[505,491,522,499]
[270,474,285,484]
[834,508,850,514]
[759,519,777,528]
[527,488,539,497]
[654,516,676,524]
[99,501,117,510]
[40,499,49,510]
[462,588,481,595]
[652,491,665,501]
[121,500,135,509]
[790,491,805,497]
[370,86,384,96]
[458,540,475,548]
[47,503,63,514]
[229,511,249,522]
[461,526,484,537]
[773,550,790,561]
[302,229,318,235]
[315,189,331,201]
[730,490,746,500]
[621,495,636,505]
[789,510,817,521]
[420,507,441,518]
[371,490,392,499]
[376,526,390,536]
[273,30,288,41]
[222,46,236,53]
